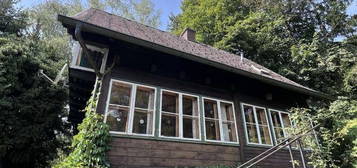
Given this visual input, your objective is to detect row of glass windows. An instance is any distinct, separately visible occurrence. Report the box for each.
[104,79,294,145]
[241,104,294,146]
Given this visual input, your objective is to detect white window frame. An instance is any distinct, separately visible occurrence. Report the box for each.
[203,97,239,144]
[104,79,157,137]
[268,109,294,145]
[71,43,109,73]
[158,89,201,141]
[241,103,273,146]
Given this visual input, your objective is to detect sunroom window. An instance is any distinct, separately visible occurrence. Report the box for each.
[71,42,108,73]
[269,109,299,147]
[242,104,272,145]
[203,98,238,143]
[105,80,156,136]
[160,90,200,140]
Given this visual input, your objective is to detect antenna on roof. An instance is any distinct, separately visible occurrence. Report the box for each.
[240,51,244,63]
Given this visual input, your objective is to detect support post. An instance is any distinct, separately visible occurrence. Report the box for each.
[297,140,307,168]
[288,144,296,168]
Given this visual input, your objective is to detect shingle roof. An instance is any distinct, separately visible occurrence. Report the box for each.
[59,8,325,98]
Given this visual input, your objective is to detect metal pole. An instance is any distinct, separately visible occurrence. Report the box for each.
[309,118,321,149]
[238,125,319,168]
[297,140,307,168]
[288,144,296,168]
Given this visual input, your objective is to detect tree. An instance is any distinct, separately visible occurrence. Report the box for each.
[172,0,357,167]
[0,0,27,35]
[0,36,69,168]
[0,1,70,167]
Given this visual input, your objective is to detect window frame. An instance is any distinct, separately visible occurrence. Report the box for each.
[203,97,239,144]
[241,103,273,146]
[104,79,157,137]
[158,89,201,141]
[268,109,294,145]
[71,43,109,73]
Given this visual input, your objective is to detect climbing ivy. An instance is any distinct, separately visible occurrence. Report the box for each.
[53,79,111,168]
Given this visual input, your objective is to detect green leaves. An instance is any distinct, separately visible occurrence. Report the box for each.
[54,78,111,168]
[173,0,357,167]
[0,36,69,167]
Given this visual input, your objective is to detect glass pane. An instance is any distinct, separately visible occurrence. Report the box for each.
[106,107,129,132]
[256,108,268,125]
[161,92,178,113]
[132,111,153,135]
[204,100,218,119]
[78,49,103,69]
[110,82,131,106]
[274,127,285,142]
[183,96,198,116]
[271,111,282,127]
[259,126,272,145]
[243,105,255,123]
[135,87,155,109]
[205,119,220,140]
[281,113,291,128]
[247,123,259,143]
[183,117,199,139]
[161,114,179,137]
[221,102,234,121]
[222,122,237,142]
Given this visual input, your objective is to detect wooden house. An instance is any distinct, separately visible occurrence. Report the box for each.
[58,8,325,168]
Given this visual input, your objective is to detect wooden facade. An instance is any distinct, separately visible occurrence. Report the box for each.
[65,28,313,168]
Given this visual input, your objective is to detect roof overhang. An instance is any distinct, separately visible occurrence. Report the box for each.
[58,14,332,100]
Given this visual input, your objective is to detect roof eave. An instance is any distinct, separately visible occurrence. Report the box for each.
[58,14,332,100]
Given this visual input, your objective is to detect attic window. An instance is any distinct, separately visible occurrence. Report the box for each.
[251,65,271,76]
[71,42,109,73]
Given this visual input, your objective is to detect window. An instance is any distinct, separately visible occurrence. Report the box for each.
[269,110,292,144]
[203,98,238,143]
[241,104,272,145]
[159,90,200,140]
[71,42,108,73]
[105,80,156,136]
[269,109,300,148]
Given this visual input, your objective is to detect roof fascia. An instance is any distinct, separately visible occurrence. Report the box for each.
[58,14,332,100]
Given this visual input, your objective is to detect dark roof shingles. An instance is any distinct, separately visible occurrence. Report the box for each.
[71,8,314,92]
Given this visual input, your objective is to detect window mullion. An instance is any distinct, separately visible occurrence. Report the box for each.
[253,107,262,144]
[279,112,287,138]
[103,80,113,123]
[178,94,183,138]
[217,101,224,142]
[264,109,273,145]
[128,84,137,134]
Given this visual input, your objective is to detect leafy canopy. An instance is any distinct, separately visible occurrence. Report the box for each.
[171,0,357,167]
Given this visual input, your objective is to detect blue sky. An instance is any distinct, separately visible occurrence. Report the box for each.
[18,0,356,31]
[17,0,183,31]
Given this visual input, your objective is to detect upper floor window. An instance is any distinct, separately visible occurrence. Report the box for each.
[159,90,200,140]
[105,80,156,136]
[241,103,272,145]
[269,109,294,144]
[71,42,108,73]
[203,98,238,143]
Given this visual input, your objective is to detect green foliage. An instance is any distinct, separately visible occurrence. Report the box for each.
[290,98,357,168]
[0,0,28,35]
[173,0,357,167]
[171,0,356,75]
[0,36,69,167]
[53,79,111,168]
